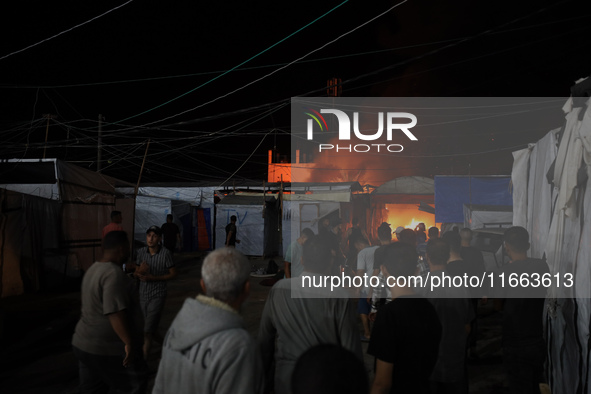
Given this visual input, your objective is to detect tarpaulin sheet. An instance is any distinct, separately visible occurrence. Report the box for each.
[434,176,512,223]
[215,204,264,255]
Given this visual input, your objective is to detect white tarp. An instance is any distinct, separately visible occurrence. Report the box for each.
[512,96,591,394]
[463,204,513,230]
[215,204,264,255]
[286,201,340,256]
[117,186,216,207]
[135,196,172,242]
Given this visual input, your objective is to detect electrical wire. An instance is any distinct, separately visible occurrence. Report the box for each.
[0,1,134,61]
[135,1,408,128]
[3,12,588,90]
[112,0,350,125]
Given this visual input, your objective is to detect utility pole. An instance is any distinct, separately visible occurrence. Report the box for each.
[97,114,104,172]
[135,139,151,196]
[42,114,56,159]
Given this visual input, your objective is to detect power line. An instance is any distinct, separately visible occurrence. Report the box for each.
[136,0,408,128]
[0,1,134,61]
[112,0,350,125]
[4,13,588,90]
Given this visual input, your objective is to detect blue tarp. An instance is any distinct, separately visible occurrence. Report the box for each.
[435,176,512,223]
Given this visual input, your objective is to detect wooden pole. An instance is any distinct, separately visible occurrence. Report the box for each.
[42,114,56,159]
[97,114,104,172]
[135,139,151,196]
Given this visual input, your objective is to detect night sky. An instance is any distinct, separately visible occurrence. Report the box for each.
[1,0,590,184]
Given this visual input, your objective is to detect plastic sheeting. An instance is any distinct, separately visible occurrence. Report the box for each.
[117,186,216,207]
[215,204,265,256]
[512,97,591,394]
[462,204,512,230]
[434,176,513,223]
[135,196,172,242]
[1,159,135,273]
[0,189,66,297]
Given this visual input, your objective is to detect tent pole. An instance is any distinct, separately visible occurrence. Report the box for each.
[135,139,151,197]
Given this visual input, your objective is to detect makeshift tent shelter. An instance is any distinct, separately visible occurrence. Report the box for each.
[116,184,216,251]
[212,182,362,257]
[511,91,591,394]
[284,181,360,243]
[371,176,435,204]
[215,194,278,256]
[463,204,513,230]
[435,176,512,226]
[0,159,135,297]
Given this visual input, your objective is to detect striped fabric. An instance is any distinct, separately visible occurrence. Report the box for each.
[136,246,174,300]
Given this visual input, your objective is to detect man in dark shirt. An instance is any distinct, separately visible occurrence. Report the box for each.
[368,242,442,394]
[161,214,181,254]
[459,228,485,275]
[225,215,240,247]
[497,226,549,394]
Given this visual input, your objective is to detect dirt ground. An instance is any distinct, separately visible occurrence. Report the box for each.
[0,252,512,394]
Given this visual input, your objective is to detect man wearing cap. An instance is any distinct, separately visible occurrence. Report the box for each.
[394,226,405,241]
[135,225,177,359]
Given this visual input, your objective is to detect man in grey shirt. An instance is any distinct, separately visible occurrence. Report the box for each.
[72,231,147,393]
[259,235,362,394]
[284,228,314,278]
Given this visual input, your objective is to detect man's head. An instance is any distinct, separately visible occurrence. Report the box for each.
[442,231,461,255]
[398,229,417,246]
[428,226,439,239]
[230,215,237,223]
[331,218,343,235]
[302,235,333,274]
[375,242,418,280]
[426,238,450,268]
[292,344,368,394]
[102,230,130,265]
[298,228,315,245]
[377,222,392,244]
[417,223,426,231]
[460,228,473,246]
[504,226,530,260]
[351,234,369,252]
[201,247,250,307]
[166,214,173,223]
[394,226,404,241]
[146,225,162,248]
[111,210,122,224]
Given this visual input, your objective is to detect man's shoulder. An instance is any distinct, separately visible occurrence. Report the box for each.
[504,258,549,274]
[360,245,379,256]
[87,261,120,275]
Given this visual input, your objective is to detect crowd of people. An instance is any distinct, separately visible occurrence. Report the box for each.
[71,213,550,394]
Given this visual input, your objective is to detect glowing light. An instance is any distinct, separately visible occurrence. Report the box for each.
[385,204,435,231]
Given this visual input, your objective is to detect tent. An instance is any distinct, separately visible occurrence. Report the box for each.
[116,184,216,251]
[434,175,512,225]
[511,91,591,393]
[0,159,134,297]
[463,204,513,230]
[215,195,278,256]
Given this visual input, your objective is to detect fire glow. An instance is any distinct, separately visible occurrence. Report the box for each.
[385,204,435,231]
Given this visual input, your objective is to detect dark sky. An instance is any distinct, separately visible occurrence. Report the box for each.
[1,0,590,184]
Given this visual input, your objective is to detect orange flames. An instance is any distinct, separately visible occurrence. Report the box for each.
[384,204,436,230]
